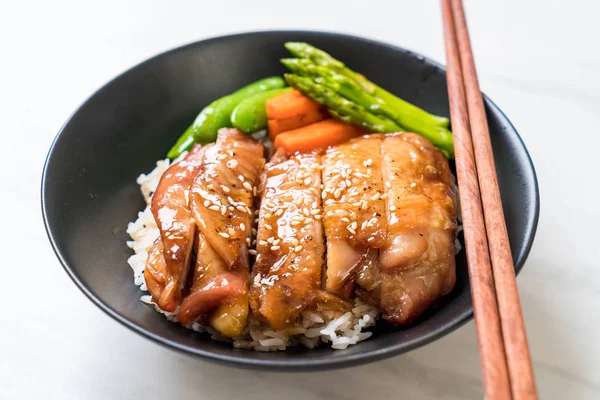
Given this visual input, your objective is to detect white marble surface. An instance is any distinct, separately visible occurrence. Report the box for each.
[1,0,599,398]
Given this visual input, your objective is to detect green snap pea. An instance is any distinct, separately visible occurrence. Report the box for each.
[231,87,293,134]
[167,76,286,159]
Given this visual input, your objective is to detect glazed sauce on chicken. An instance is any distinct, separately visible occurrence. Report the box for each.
[145,130,456,333]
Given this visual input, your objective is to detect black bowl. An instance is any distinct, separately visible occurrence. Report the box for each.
[41,31,539,370]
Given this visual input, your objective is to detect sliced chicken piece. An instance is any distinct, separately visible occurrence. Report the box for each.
[150,144,205,312]
[179,128,264,336]
[307,290,353,316]
[189,129,264,269]
[250,149,344,330]
[144,238,168,301]
[378,132,457,324]
[177,231,248,338]
[354,248,382,303]
[321,135,388,296]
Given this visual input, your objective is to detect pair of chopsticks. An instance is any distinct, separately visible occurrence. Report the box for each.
[441,1,538,399]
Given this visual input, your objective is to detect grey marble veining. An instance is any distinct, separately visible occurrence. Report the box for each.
[1,0,599,399]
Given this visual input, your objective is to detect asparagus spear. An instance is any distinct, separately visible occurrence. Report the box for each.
[284,42,450,129]
[282,58,399,122]
[283,62,455,157]
[284,74,401,133]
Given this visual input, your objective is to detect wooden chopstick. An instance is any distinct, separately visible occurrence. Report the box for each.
[441,1,538,399]
[447,0,538,399]
[441,1,512,398]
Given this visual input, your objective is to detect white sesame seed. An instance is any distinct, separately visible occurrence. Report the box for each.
[321,191,327,199]
[347,227,356,234]
[218,232,230,238]
[341,217,350,223]
[310,209,320,215]
[209,205,220,211]
[304,177,312,185]
[346,179,352,187]
[236,205,246,213]
[380,193,388,200]
[291,221,300,226]
[361,201,368,210]
[275,209,283,217]
[271,246,280,251]
[303,207,310,216]
[207,184,214,190]
[311,201,318,209]
[221,206,227,215]
[352,201,361,207]
[410,182,417,188]
[246,237,251,245]
[217,154,227,161]
[265,213,272,219]
[227,196,235,204]
[238,175,245,182]
[227,150,234,157]
[363,158,373,167]
[368,236,375,242]
[252,228,257,235]
[240,223,245,231]
[252,239,257,245]
[243,182,253,191]
[226,159,238,169]
[259,240,268,246]
[272,239,280,246]
[249,249,257,255]
[350,222,358,230]
[253,273,261,285]
[203,200,210,207]
[221,185,230,193]
[294,245,303,252]
[341,170,347,179]
[314,214,322,220]
[264,224,272,230]
[292,239,299,246]
[334,188,342,199]
[385,182,391,189]
[267,237,274,243]
[227,227,235,236]
[389,205,396,211]
[371,192,381,201]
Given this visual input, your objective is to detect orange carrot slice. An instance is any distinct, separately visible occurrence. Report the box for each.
[267,110,329,140]
[274,119,366,153]
[266,90,322,120]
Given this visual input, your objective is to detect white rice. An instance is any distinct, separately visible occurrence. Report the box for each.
[126,154,380,351]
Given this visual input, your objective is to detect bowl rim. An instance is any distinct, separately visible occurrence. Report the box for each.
[41,29,540,370]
